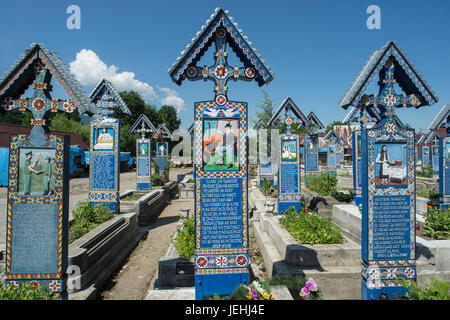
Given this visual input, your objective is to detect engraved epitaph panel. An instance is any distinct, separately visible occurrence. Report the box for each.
[89,117,120,213]
[431,145,440,174]
[194,101,249,299]
[6,133,69,299]
[278,134,301,214]
[439,137,450,209]
[156,142,169,181]
[422,146,430,167]
[352,130,363,206]
[327,144,337,173]
[304,134,319,175]
[361,118,416,299]
[136,138,152,190]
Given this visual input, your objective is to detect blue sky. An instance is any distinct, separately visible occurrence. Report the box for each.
[0,0,449,132]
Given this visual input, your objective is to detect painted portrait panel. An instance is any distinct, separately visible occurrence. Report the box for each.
[138,142,149,156]
[202,118,239,171]
[93,127,114,151]
[374,142,408,187]
[18,148,57,195]
[281,139,297,161]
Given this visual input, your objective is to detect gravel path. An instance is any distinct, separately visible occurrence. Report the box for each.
[99,199,194,300]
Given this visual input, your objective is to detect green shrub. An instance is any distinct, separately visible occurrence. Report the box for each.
[152,174,164,186]
[424,208,450,240]
[173,216,195,259]
[395,277,450,300]
[69,201,114,243]
[261,178,273,196]
[0,282,54,300]
[416,188,439,199]
[331,190,353,203]
[305,172,338,196]
[280,207,344,244]
[417,165,433,178]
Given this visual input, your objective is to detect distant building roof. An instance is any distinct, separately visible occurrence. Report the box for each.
[0,123,89,150]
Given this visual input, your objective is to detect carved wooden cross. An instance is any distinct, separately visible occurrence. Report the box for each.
[359,57,421,120]
[1,60,76,127]
[183,26,257,106]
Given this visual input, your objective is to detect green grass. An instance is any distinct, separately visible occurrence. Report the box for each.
[203,152,239,171]
[280,207,344,244]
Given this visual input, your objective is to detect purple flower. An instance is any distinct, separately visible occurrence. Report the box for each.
[304,279,318,292]
[248,286,259,299]
[300,286,310,297]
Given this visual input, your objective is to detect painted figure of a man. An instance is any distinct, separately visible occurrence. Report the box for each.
[216,122,236,168]
[22,151,42,195]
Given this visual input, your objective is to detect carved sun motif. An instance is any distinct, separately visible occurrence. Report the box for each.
[214,65,228,79]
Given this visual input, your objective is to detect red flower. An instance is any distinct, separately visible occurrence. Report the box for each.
[32,98,45,111]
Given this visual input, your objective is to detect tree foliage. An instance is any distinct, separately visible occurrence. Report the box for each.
[253,89,275,129]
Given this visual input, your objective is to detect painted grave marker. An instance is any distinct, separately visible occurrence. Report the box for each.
[259,156,274,187]
[130,114,156,190]
[168,8,273,299]
[88,79,131,214]
[154,123,172,183]
[304,134,319,176]
[0,43,97,299]
[268,97,308,214]
[339,41,438,299]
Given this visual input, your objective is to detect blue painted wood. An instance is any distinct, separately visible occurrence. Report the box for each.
[352,130,362,207]
[89,118,120,214]
[277,134,301,214]
[304,134,319,176]
[439,137,450,209]
[5,131,69,299]
[136,138,152,190]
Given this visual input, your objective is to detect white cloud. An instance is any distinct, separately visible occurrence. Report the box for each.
[159,87,185,113]
[69,49,157,101]
[69,49,185,113]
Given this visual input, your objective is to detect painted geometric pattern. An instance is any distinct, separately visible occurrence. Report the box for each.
[366,120,415,261]
[361,260,416,288]
[6,134,65,279]
[350,45,437,109]
[195,253,250,270]
[88,192,119,202]
[170,9,273,84]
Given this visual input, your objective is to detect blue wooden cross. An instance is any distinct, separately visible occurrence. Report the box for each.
[360,57,422,120]
[184,26,257,106]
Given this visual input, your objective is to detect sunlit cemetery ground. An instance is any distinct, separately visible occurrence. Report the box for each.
[1,162,449,300]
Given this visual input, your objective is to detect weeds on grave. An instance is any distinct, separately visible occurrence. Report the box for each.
[416,188,439,199]
[226,280,275,300]
[280,207,344,244]
[416,165,433,178]
[69,201,114,243]
[331,189,353,203]
[269,274,321,300]
[173,215,195,259]
[395,277,450,300]
[261,178,276,197]
[305,172,338,196]
[152,173,164,186]
[424,208,450,240]
[0,282,54,300]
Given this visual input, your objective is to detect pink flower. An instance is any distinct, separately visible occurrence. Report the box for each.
[304,279,318,292]
[300,286,310,297]
[300,279,318,298]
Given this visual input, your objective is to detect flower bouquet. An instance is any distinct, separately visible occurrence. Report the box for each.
[230,280,275,300]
